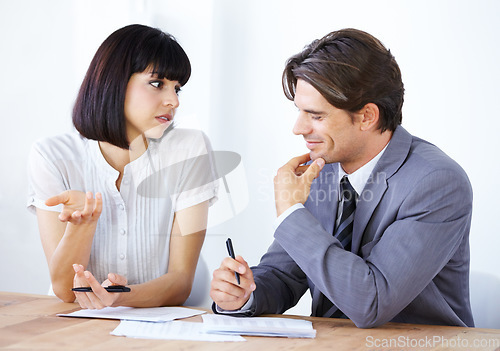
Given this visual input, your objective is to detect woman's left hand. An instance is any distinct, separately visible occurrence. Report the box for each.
[72,264,128,309]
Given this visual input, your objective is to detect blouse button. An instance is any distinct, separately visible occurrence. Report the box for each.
[120,228,126,235]
[119,254,125,260]
[118,204,124,211]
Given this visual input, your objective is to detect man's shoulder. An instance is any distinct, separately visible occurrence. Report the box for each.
[384,126,467,176]
[407,134,467,177]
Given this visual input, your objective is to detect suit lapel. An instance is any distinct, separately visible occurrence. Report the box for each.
[306,163,339,235]
[305,163,338,317]
[351,126,413,254]
[351,173,388,253]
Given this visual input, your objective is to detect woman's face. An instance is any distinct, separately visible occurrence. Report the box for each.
[123,68,181,142]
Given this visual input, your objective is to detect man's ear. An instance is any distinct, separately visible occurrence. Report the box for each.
[359,103,380,131]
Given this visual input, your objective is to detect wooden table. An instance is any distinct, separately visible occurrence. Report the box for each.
[1,291,499,350]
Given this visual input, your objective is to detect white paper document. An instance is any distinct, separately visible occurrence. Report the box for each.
[111,320,245,342]
[58,306,205,322]
[202,314,316,338]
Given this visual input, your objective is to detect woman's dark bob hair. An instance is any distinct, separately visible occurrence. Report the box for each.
[73,24,191,149]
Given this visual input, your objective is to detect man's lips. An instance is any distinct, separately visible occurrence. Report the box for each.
[305,140,323,150]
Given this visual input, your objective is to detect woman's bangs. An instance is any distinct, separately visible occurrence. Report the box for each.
[149,41,191,86]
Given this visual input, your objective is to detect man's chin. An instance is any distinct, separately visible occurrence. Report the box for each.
[309,152,332,164]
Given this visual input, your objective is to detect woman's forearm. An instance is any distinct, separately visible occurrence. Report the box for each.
[49,222,97,301]
[113,271,195,308]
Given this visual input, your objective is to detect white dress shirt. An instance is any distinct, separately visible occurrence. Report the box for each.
[28,128,218,285]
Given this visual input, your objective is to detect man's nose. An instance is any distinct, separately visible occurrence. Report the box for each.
[293,113,312,135]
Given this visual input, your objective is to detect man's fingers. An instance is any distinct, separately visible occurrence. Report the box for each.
[303,158,325,182]
[211,282,245,300]
[210,286,248,307]
[211,255,257,311]
[221,256,246,276]
[234,256,255,286]
[210,269,252,309]
[215,256,255,289]
[295,165,309,176]
[286,153,311,169]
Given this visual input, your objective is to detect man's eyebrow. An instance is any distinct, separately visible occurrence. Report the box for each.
[304,108,327,115]
[297,106,327,115]
[293,103,326,115]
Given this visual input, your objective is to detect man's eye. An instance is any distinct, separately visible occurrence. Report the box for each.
[150,81,163,88]
[312,115,322,120]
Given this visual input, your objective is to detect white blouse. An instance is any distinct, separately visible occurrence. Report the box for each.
[27,127,218,284]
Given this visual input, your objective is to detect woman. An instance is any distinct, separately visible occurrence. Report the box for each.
[27,24,218,309]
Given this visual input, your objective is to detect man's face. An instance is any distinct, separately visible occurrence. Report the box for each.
[293,79,365,172]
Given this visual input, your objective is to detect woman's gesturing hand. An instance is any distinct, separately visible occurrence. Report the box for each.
[46,191,103,225]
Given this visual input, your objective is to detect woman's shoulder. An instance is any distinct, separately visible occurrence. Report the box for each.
[31,132,90,160]
[156,127,212,152]
[164,127,208,142]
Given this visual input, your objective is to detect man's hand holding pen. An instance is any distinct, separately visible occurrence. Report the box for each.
[210,254,256,311]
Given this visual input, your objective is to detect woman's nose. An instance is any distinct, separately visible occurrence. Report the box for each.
[162,89,179,108]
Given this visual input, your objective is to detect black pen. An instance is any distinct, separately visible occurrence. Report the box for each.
[226,238,240,285]
[71,285,131,293]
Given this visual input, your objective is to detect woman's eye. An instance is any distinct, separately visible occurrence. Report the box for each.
[150,81,163,88]
[175,87,182,95]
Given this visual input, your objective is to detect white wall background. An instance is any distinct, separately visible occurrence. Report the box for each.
[1,0,499,328]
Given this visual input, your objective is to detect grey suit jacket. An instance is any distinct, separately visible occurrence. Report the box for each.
[245,126,474,328]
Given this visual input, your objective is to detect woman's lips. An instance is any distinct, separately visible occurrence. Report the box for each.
[155,115,172,124]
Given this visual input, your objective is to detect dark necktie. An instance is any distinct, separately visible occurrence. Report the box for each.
[334,176,358,251]
[319,176,358,318]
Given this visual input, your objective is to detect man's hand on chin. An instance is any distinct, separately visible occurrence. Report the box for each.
[274,153,325,217]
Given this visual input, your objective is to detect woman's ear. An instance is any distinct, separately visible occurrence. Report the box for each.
[359,103,380,131]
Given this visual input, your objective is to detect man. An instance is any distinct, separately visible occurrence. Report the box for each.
[210,28,474,328]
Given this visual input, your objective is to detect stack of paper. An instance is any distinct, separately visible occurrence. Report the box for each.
[111,320,245,342]
[58,306,205,322]
[202,314,316,338]
[59,306,316,341]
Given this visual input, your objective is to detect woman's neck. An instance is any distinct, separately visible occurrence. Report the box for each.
[98,135,148,190]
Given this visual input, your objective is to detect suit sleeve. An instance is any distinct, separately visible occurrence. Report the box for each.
[211,240,309,317]
[274,168,472,328]
[249,240,310,316]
